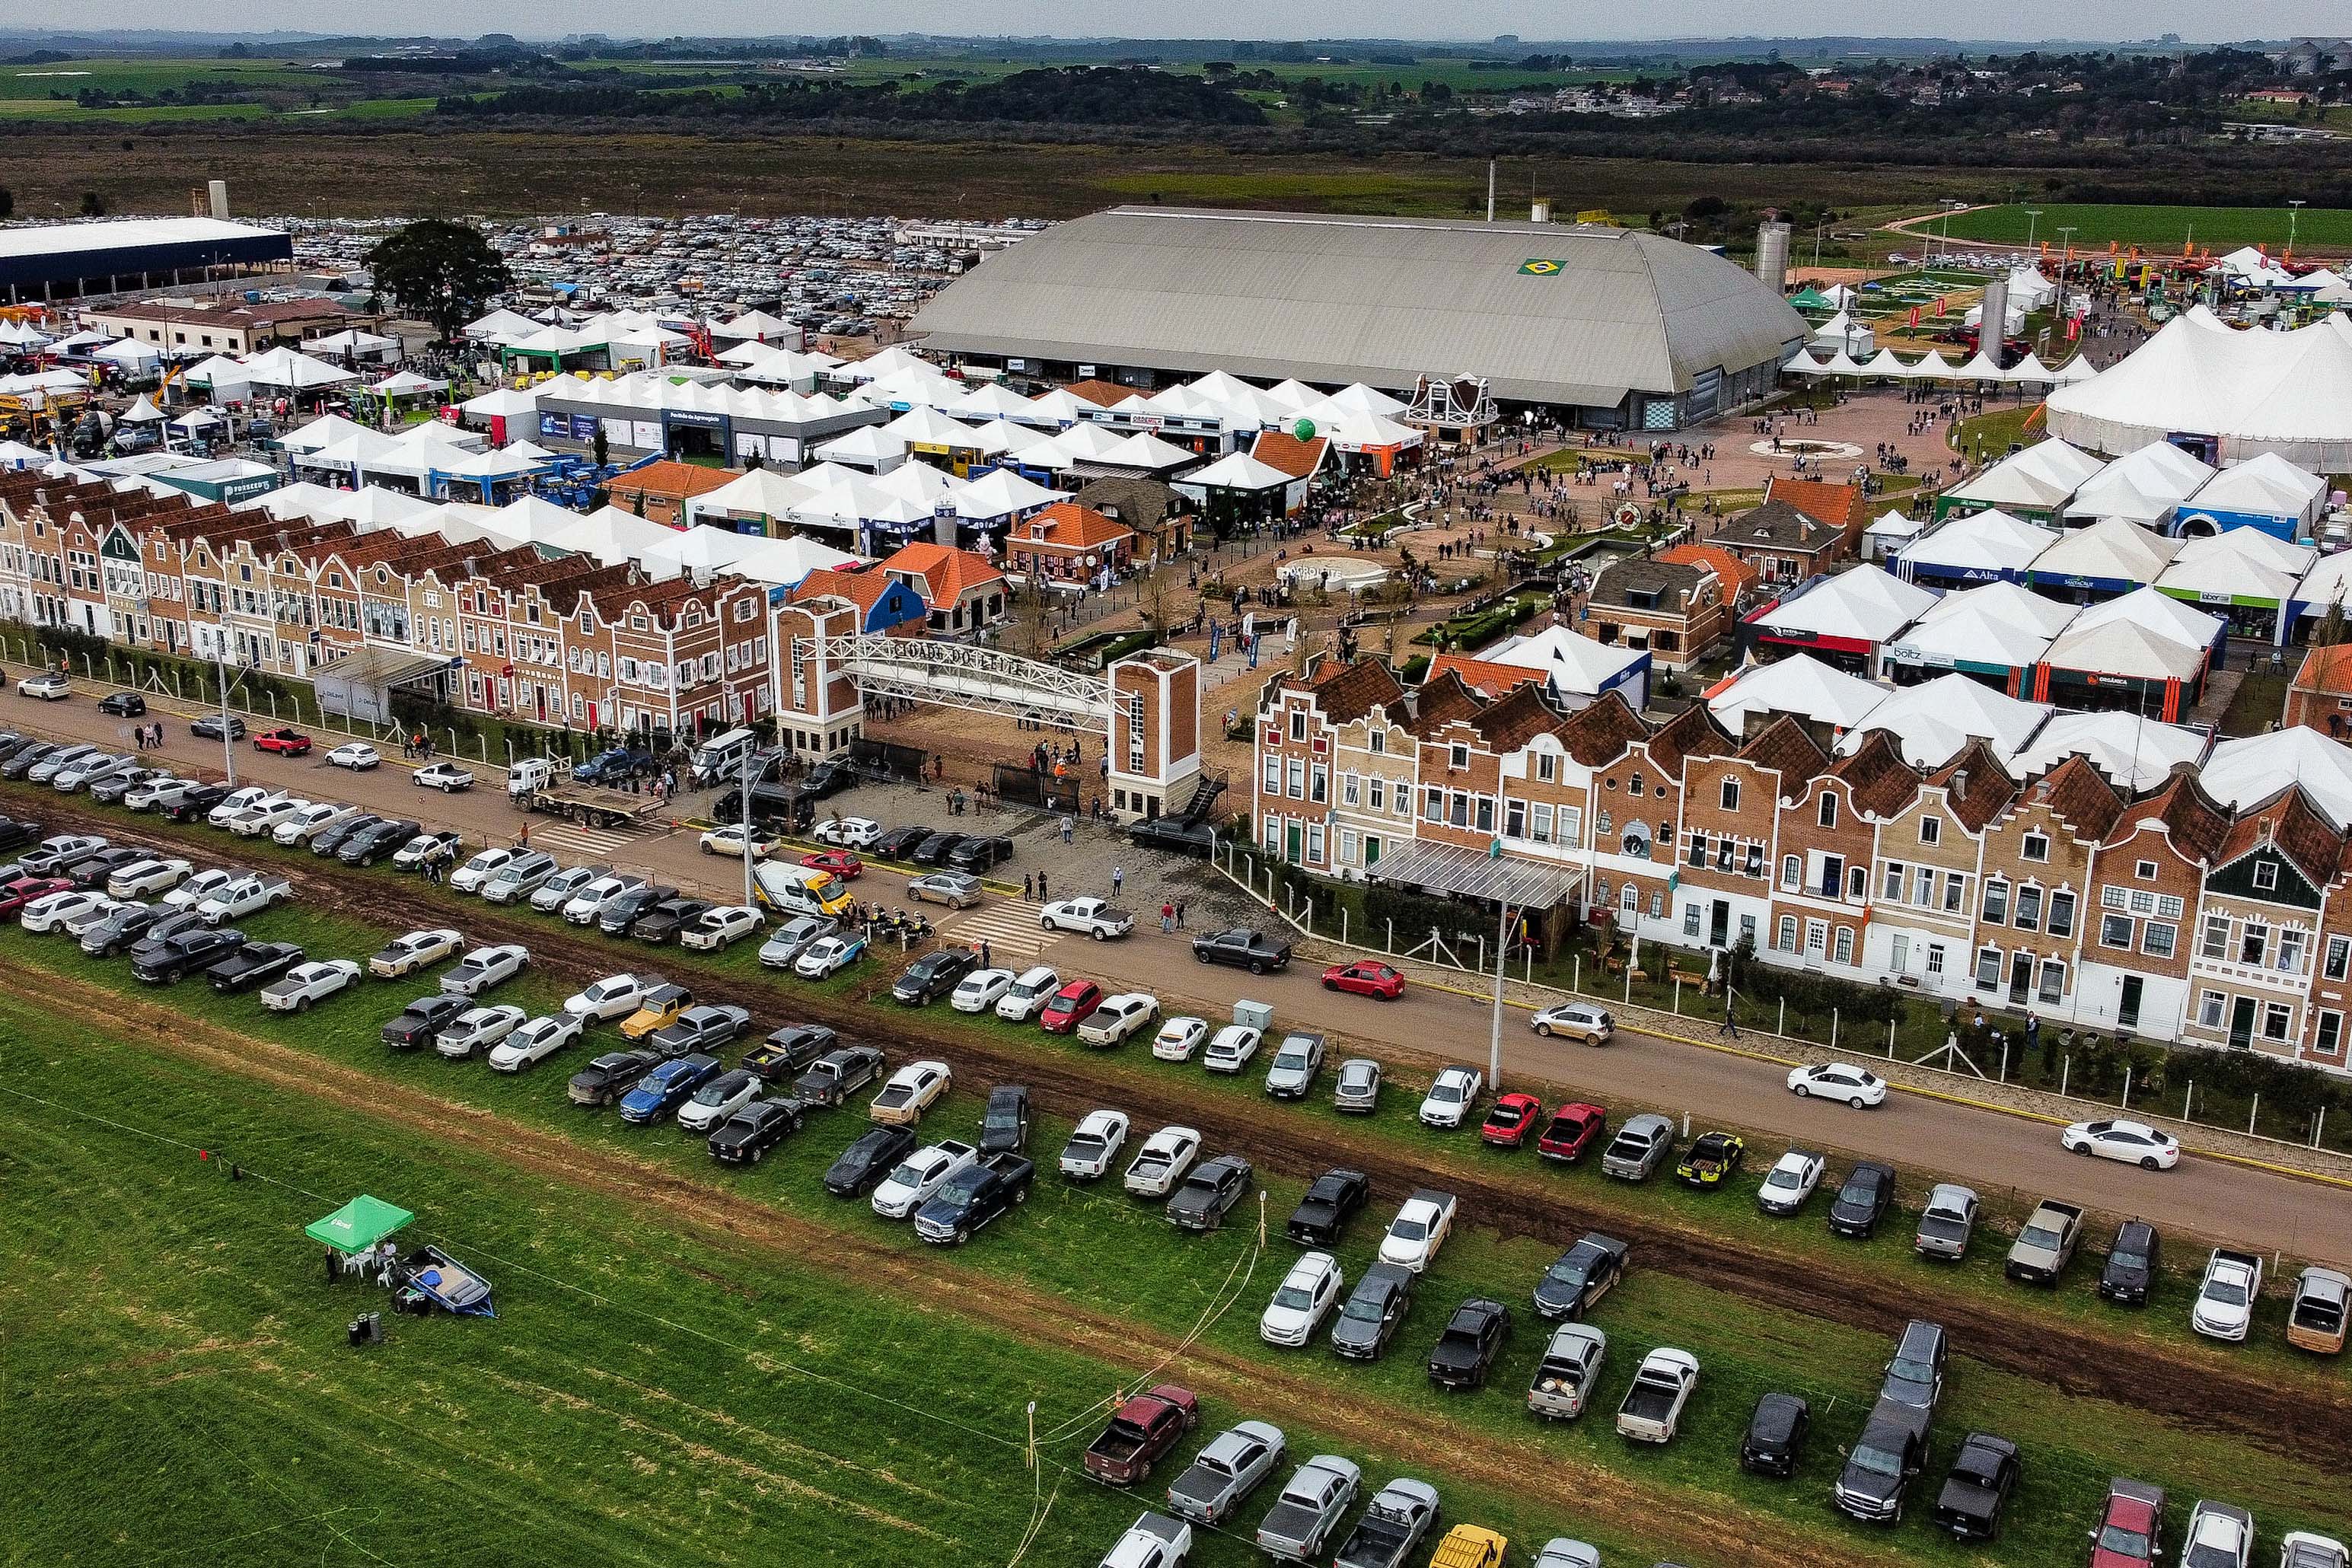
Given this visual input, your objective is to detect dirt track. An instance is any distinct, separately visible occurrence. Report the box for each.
[33,795,2352,1476]
[13,955,1878,1568]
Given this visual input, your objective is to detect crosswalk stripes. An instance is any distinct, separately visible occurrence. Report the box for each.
[939,899,1064,961]
[529,821,641,859]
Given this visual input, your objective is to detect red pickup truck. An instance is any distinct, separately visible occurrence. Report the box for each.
[1083,1384,1199,1486]
[253,727,313,757]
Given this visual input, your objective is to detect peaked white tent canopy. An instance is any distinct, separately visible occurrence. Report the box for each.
[368,369,446,398]
[1752,564,1936,645]
[2048,307,2352,470]
[1898,508,2054,582]
[2062,441,2217,526]
[2154,527,2313,607]
[2029,518,2182,591]
[308,327,400,359]
[1834,672,2047,768]
[711,309,796,342]
[683,466,820,530]
[1706,652,1889,734]
[118,394,166,424]
[92,338,161,371]
[1184,450,1293,492]
[811,423,907,473]
[2007,711,2207,792]
[1088,431,1203,474]
[240,346,356,391]
[1887,578,2076,671]
[2202,727,2352,827]
[2181,452,2329,534]
[954,466,1060,521]
[1942,438,2106,517]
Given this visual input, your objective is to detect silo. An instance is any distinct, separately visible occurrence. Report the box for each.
[1755,221,1792,295]
[1978,274,2009,367]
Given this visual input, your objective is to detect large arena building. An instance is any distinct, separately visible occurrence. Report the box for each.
[911,206,1808,432]
[0,217,292,304]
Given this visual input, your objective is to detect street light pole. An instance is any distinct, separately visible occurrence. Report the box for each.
[1489,894,1511,1094]
[740,739,760,908]
[2290,199,2306,255]
[213,643,237,788]
[2024,208,2041,252]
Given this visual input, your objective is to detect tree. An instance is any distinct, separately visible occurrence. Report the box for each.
[591,425,609,470]
[78,190,105,217]
[366,218,512,343]
[0,187,12,219]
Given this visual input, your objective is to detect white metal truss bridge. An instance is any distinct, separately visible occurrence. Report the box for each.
[801,635,1113,733]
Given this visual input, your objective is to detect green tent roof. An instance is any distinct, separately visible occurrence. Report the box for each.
[305,1194,414,1255]
[1789,287,1834,310]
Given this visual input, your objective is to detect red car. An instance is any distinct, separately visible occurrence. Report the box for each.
[1537,1101,1608,1163]
[1038,978,1104,1034]
[0,875,72,915]
[1322,958,1405,1000]
[252,727,312,756]
[2089,1481,2166,1568]
[800,849,863,880]
[1479,1092,1544,1149]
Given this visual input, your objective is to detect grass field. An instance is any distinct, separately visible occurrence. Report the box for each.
[2,802,2348,1567]
[1934,202,2352,254]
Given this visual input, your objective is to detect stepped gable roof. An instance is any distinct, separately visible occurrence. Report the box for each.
[1735,715,1828,795]
[2016,752,2125,841]
[1923,740,2017,833]
[1824,729,1917,818]
[1407,667,1488,737]
[2219,784,2344,890]
[2111,766,2232,865]
[1470,680,1567,752]
[1557,689,1648,766]
[1644,701,1730,774]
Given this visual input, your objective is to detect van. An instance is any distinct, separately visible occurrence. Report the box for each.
[754,862,856,919]
[690,728,757,786]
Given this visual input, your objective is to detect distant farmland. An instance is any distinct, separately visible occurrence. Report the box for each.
[1931,202,2352,254]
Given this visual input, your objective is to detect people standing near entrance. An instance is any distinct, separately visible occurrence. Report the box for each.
[1023,872,1034,901]
[1037,870,1049,900]
[1161,900,1175,934]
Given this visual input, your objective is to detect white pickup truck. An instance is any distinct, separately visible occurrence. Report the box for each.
[1614,1347,1700,1443]
[2191,1248,2264,1341]
[1041,896,1134,941]
[1376,1189,1457,1273]
[195,873,292,926]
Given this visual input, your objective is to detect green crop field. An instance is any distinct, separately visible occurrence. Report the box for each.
[2,787,2347,1568]
[1934,202,2352,253]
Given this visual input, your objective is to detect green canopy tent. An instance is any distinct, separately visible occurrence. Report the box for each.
[1789,286,1834,311]
[305,1194,414,1256]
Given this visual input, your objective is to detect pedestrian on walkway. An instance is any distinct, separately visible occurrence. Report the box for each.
[1060,814,1075,845]
[1111,865,1123,897]
[1037,870,1049,900]
[980,939,993,970]
[1023,872,1034,900]
[1161,900,1175,934]
[1174,898,1186,929]
[518,822,529,849]
[1719,995,1739,1040]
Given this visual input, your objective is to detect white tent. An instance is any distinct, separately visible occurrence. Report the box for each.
[240,346,355,391]
[2180,453,2329,536]
[92,338,161,371]
[1183,450,1293,492]
[1706,652,1889,734]
[945,381,1041,422]
[684,466,817,530]
[2007,711,2208,792]
[717,534,859,589]
[2202,727,2352,827]
[954,465,1060,523]
[1898,508,2053,582]
[1809,311,1872,355]
[1090,431,1202,473]
[1955,349,2011,382]
[119,394,167,424]
[2052,355,2100,386]
[869,460,965,511]
[540,505,681,566]
[464,308,541,344]
[1943,438,2105,515]
[1859,348,1912,378]
[2044,615,2210,684]
[1754,564,1936,646]
[0,438,53,469]
[2047,307,2352,471]
[1475,624,1649,703]
[2005,266,2059,310]
[811,423,907,474]
[2155,527,2313,607]
[368,369,446,398]
[2063,441,2217,527]
[2064,585,2223,655]
[1862,510,1923,562]
[2008,353,2057,384]
[2029,517,2181,589]
[1900,350,1963,381]
[181,354,252,396]
[308,327,400,359]
[1834,673,2047,769]
[711,309,796,343]
[1783,350,1830,377]
[1885,578,2076,674]
[460,386,541,420]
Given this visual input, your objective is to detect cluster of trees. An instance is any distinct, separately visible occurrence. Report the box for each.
[440,65,1267,127]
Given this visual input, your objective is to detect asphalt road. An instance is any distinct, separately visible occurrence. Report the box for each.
[8,680,2350,1267]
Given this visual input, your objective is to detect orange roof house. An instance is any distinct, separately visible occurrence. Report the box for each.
[789,565,929,635]
[1656,541,1761,600]
[1248,430,1331,481]
[1762,476,1869,543]
[2287,642,2352,737]
[605,461,737,526]
[1003,502,1137,582]
[881,541,1009,634]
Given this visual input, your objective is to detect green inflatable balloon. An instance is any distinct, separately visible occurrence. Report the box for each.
[1292,418,1316,441]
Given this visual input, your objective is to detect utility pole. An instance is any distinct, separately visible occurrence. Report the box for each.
[1486,159,1496,223]
[212,642,239,787]
[2289,199,2306,255]
[741,740,762,908]
[2024,208,2041,251]
[1485,836,1511,1092]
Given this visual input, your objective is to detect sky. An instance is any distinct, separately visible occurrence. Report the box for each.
[1,2,2341,45]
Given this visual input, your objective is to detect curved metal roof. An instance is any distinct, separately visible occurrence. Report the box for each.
[910,207,1807,406]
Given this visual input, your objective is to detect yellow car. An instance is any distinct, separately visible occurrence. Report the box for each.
[618,983,695,1041]
[1429,1525,1508,1568]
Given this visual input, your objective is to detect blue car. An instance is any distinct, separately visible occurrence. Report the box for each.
[573,746,632,783]
[617,1053,721,1125]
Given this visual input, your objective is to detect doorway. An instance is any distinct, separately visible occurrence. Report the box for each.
[2118,974,2143,1029]
[2007,951,2032,1005]
[1286,822,1302,865]
[1710,899,1730,948]
[2229,996,2256,1051]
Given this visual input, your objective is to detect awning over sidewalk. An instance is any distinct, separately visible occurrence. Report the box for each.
[1366,838,1585,909]
[314,645,459,725]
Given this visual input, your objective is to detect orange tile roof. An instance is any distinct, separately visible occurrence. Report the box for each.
[1014,502,1134,552]
[1425,652,1549,699]
[1060,379,1134,408]
[1656,542,1759,597]
[2293,642,2352,698]
[881,541,1004,604]
[607,460,737,502]
[1764,476,1868,537]
[1248,430,1330,480]
[790,565,898,614]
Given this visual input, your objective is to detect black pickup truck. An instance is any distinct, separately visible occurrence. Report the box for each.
[1285,1168,1369,1247]
[913,1154,1034,1245]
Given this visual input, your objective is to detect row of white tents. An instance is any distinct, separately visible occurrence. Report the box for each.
[1939,435,2334,539]
[1785,343,2098,386]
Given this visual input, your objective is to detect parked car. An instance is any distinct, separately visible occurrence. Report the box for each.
[391,830,464,873]
[560,873,642,925]
[617,1053,721,1125]
[1331,1478,1439,1568]
[1077,992,1159,1047]
[1166,1154,1253,1232]
[1739,1392,1811,1478]
[945,835,1012,873]
[811,816,881,849]
[1478,1093,1543,1149]
[1915,1183,1981,1259]
[1880,1319,1948,1413]
[369,927,464,979]
[913,1152,1034,1245]
[1599,1113,1675,1181]
[1529,1000,1614,1044]
[994,966,1062,1023]
[486,1012,586,1072]
[1039,978,1104,1034]
[1377,1189,1455,1273]
[2281,1536,2352,1568]
[2063,1118,2181,1171]
[309,812,380,856]
[1828,1161,1897,1239]
[435,1004,528,1060]
[1615,1347,1700,1444]
[1527,1322,1608,1422]
[910,831,965,867]
[326,742,381,770]
[195,872,291,926]
[1321,958,1403,999]
[1788,1061,1888,1107]
[2181,1501,2255,1568]
[868,1060,951,1125]
[1264,1031,1326,1099]
[907,871,983,908]
[1417,1064,1483,1128]
[1426,1525,1509,1568]
[757,914,836,970]
[131,924,246,983]
[19,671,72,700]
[1124,1125,1202,1197]
[741,1025,837,1084]
[1200,1024,1261,1072]
[1330,1261,1415,1362]
[1254,1455,1362,1562]
[1041,897,1133,941]
[383,993,469,1050]
[566,1048,662,1108]
[1285,1168,1370,1247]
[339,817,422,868]
[871,824,931,860]
[1675,1130,1745,1188]
[822,1124,919,1197]
[1758,1148,1828,1216]
[698,824,779,859]
[96,691,147,717]
[190,713,244,739]
[871,1139,980,1219]
[2090,1480,2169,1568]
[1260,1252,1345,1347]
[1426,1299,1512,1391]
[2192,1248,2264,1341]
[1058,1109,1130,1181]
[1191,927,1292,974]
[893,946,979,1006]
[793,932,868,979]
[680,905,763,951]
[1531,1233,1629,1321]
[1166,1420,1285,1527]
[22,888,117,935]
[2006,1199,2087,1286]
[1832,1398,1931,1523]
[1083,1385,1198,1487]
[1333,1056,1382,1113]
[1098,1512,1190,1568]
[951,967,1017,1014]
[206,940,305,993]
[445,846,518,894]
[2287,1265,2350,1354]
[649,1004,754,1058]
[980,1083,1031,1155]
[413,761,475,792]
[531,863,611,914]
[1931,1433,2021,1541]
[439,943,528,996]
[252,726,311,756]
[707,1098,807,1165]
[1536,1101,1606,1162]
[598,882,677,937]
[2100,1219,2162,1308]
[793,1045,885,1109]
